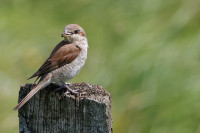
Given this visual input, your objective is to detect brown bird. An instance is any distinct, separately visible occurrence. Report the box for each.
[13,24,88,111]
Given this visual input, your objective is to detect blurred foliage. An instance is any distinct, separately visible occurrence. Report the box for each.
[0,0,200,132]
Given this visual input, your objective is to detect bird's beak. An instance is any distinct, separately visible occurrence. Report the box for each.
[61,31,72,37]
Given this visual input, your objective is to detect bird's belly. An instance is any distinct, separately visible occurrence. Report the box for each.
[51,54,86,85]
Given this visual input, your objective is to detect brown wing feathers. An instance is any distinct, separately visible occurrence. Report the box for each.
[28,42,81,79]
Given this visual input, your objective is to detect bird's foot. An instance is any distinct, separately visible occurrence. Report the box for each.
[64,83,79,95]
[58,83,79,99]
[49,83,79,97]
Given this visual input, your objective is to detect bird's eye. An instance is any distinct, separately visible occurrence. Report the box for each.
[74,29,80,34]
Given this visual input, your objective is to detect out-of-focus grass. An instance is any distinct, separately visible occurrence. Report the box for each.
[0,0,200,133]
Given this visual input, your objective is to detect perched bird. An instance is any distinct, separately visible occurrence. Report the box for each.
[13,24,88,111]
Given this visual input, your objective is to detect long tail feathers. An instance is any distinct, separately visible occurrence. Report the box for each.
[13,74,52,111]
[13,83,43,111]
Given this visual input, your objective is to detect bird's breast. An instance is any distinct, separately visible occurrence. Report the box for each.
[51,42,88,85]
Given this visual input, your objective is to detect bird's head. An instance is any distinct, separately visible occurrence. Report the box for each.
[61,24,86,42]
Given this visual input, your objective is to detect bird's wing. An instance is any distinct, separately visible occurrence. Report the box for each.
[28,43,80,79]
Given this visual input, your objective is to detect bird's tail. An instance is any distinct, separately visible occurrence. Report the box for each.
[13,74,52,111]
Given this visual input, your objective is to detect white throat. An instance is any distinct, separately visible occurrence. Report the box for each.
[69,34,88,49]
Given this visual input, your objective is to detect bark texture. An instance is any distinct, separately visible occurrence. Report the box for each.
[18,83,112,133]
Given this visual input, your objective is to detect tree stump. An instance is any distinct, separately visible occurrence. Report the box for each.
[17,83,112,133]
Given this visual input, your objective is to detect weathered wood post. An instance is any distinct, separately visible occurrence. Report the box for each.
[17,83,112,133]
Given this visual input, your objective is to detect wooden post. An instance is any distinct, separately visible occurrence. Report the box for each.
[18,83,112,133]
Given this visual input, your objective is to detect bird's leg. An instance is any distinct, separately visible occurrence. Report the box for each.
[49,83,67,95]
[49,83,79,96]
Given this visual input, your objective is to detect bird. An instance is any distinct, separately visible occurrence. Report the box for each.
[13,24,88,111]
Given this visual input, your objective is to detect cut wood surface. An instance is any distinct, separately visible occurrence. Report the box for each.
[18,83,112,133]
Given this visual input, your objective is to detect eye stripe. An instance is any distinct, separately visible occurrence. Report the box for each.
[74,29,80,34]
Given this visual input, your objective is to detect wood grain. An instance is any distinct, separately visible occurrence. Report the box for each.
[18,83,112,133]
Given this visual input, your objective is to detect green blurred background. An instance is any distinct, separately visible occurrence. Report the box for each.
[1,0,200,132]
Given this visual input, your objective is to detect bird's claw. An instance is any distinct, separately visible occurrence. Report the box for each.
[64,84,79,95]
[51,83,79,97]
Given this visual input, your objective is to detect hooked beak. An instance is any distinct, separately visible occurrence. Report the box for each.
[61,31,73,37]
